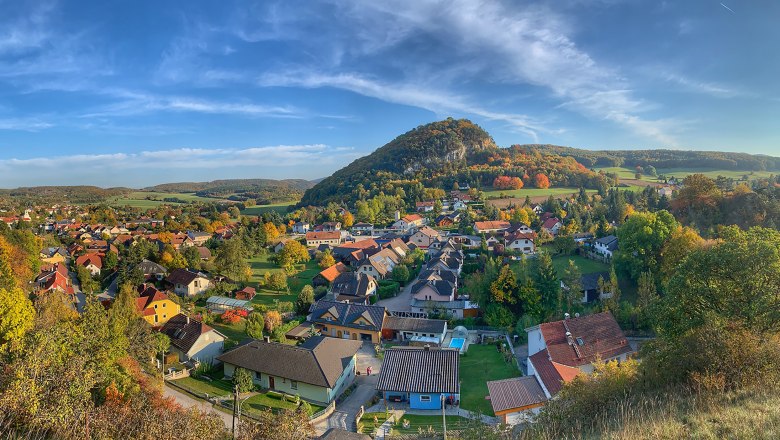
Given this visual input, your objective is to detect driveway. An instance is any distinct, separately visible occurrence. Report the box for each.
[376,281,413,312]
[314,374,378,435]
[514,343,529,375]
[356,342,382,375]
[163,383,232,429]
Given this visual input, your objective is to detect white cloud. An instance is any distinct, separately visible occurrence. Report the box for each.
[662,73,747,99]
[0,117,53,131]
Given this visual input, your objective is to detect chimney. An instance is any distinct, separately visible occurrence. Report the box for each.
[186,316,190,324]
[424,344,430,351]
[565,331,574,345]
[564,312,570,320]
[394,210,401,221]
[264,336,271,343]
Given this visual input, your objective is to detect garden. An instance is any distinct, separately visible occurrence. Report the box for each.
[458,344,521,415]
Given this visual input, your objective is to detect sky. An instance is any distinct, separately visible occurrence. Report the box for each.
[0,0,778,187]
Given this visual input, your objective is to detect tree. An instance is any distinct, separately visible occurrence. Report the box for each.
[318,250,336,269]
[484,303,515,329]
[534,173,551,189]
[267,272,288,292]
[561,260,582,313]
[636,270,658,330]
[77,264,99,293]
[296,285,315,315]
[341,212,354,228]
[245,313,265,339]
[0,236,18,291]
[493,176,524,190]
[233,367,255,393]
[535,252,561,318]
[391,264,410,284]
[277,240,310,270]
[182,246,201,271]
[264,310,282,332]
[214,239,250,281]
[103,251,118,270]
[264,222,280,242]
[603,266,621,312]
[552,235,576,255]
[153,332,170,373]
[615,210,678,281]
[0,286,35,352]
[490,265,518,304]
[658,226,704,285]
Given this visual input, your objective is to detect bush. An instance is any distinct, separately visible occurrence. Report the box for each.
[233,367,254,393]
[220,310,242,324]
[377,280,400,299]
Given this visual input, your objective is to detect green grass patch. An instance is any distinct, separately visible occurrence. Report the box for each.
[171,376,233,397]
[359,412,392,434]
[394,414,475,434]
[109,191,224,208]
[210,321,248,342]
[550,253,610,276]
[597,166,775,183]
[246,256,319,308]
[240,201,297,216]
[240,392,325,416]
[483,186,589,199]
[459,344,520,415]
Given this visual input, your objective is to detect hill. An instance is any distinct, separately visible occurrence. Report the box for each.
[0,186,132,205]
[146,178,315,204]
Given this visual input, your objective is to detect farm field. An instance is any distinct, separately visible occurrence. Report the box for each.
[597,166,775,182]
[483,186,590,199]
[240,201,297,216]
[459,344,520,415]
[109,191,226,208]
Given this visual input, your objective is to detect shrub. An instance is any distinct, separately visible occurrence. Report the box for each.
[233,367,254,393]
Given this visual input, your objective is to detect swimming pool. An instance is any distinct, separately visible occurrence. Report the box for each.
[449,338,466,352]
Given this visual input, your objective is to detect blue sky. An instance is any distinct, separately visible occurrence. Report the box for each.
[0,0,778,187]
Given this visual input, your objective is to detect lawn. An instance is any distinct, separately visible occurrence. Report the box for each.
[171,376,233,398]
[550,253,610,275]
[596,167,660,182]
[597,166,775,183]
[240,201,298,216]
[246,255,319,308]
[109,191,224,207]
[210,321,248,343]
[393,414,475,434]
[459,344,520,415]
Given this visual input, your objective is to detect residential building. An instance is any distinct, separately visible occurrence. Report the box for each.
[381,316,448,346]
[166,268,211,296]
[415,201,435,212]
[306,231,343,247]
[160,314,225,364]
[292,221,310,234]
[351,222,374,235]
[135,259,167,281]
[408,226,441,249]
[136,286,180,327]
[541,218,563,236]
[308,300,389,343]
[474,220,510,234]
[594,235,618,258]
[505,231,536,254]
[376,347,460,410]
[392,214,425,230]
[328,272,377,304]
[234,286,256,301]
[76,253,103,276]
[561,271,613,303]
[526,312,633,398]
[40,247,68,265]
[487,377,548,425]
[314,262,350,286]
[218,336,361,405]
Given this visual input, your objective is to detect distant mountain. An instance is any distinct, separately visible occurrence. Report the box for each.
[300,118,501,205]
[146,178,316,204]
[0,186,132,205]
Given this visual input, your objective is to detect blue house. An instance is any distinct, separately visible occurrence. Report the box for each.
[376,346,460,410]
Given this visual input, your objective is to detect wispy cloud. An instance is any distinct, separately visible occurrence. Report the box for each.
[662,73,747,99]
[0,117,53,131]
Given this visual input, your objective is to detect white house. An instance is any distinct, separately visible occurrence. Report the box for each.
[166,268,211,296]
[505,231,536,254]
[292,222,310,234]
[594,235,618,258]
[392,214,426,230]
[160,314,226,364]
[408,226,441,249]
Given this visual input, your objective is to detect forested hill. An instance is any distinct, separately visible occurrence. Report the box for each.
[0,186,131,204]
[519,144,780,171]
[146,178,316,203]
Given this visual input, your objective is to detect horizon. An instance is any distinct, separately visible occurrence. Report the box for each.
[1,1,779,187]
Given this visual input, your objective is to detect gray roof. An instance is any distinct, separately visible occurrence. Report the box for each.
[216,336,360,388]
[160,314,222,354]
[320,428,371,440]
[581,271,611,291]
[383,316,447,334]
[206,296,252,309]
[411,279,456,298]
[309,300,387,332]
[595,235,618,250]
[135,259,168,275]
[487,376,547,413]
[376,348,460,394]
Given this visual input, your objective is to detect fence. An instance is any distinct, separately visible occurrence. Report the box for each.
[309,401,335,423]
[164,369,190,380]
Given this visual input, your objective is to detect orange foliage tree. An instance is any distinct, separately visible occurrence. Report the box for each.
[534,173,551,189]
[493,175,524,190]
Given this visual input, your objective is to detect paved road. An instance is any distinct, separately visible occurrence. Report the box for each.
[376,281,414,312]
[163,383,232,429]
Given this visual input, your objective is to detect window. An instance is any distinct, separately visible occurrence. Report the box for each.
[291,381,298,390]
[576,337,585,346]
[162,303,166,308]
[154,304,158,309]
[419,395,431,402]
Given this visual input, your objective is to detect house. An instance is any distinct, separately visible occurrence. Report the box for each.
[159,314,225,364]
[425,251,463,276]
[561,271,613,303]
[76,254,103,276]
[308,300,389,343]
[357,248,400,280]
[136,286,180,327]
[187,231,212,246]
[206,296,253,314]
[376,347,460,410]
[135,259,167,281]
[36,264,74,295]
[541,218,563,236]
[474,220,510,234]
[505,231,536,254]
[411,275,456,303]
[306,231,343,247]
[166,268,211,296]
[40,247,68,264]
[505,223,534,235]
[272,238,292,253]
[415,201,435,212]
[392,214,425,230]
[381,316,448,346]
[316,222,342,232]
[487,377,548,425]
[351,222,374,235]
[314,262,350,286]
[234,286,256,301]
[434,213,459,227]
[594,235,618,258]
[328,272,377,304]
[658,186,675,198]
[572,232,595,243]
[410,299,478,320]
[452,200,468,211]
[526,312,633,398]
[408,226,441,249]
[218,336,361,405]
[197,246,212,260]
[292,221,310,234]
[530,204,544,215]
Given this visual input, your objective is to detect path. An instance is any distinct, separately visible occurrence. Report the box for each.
[163,383,232,429]
[314,375,378,434]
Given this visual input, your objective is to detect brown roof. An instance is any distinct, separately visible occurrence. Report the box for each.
[400,214,423,222]
[318,262,349,283]
[216,336,360,388]
[529,349,580,395]
[320,428,371,440]
[337,239,378,250]
[542,218,561,229]
[160,314,220,354]
[376,347,460,394]
[487,376,548,413]
[307,231,341,241]
[474,221,510,231]
[539,312,633,367]
[414,226,441,238]
[166,268,205,286]
[76,253,103,269]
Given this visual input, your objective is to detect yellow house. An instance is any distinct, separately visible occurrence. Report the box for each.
[308,300,388,344]
[40,247,67,265]
[136,286,180,326]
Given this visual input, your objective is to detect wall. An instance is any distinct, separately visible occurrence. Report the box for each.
[188,331,225,364]
[409,393,459,410]
[527,328,545,357]
[326,355,356,402]
[222,362,331,404]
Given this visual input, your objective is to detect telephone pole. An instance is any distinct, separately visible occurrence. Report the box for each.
[232,384,239,440]
[441,395,447,440]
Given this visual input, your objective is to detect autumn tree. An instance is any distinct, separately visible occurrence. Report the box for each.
[659,226,704,285]
[0,286,35,352]
[245,313,265,339]
[615,210,678,281]
[215,239,250,282]
[341,211,354,228]
[493,175,524,190]
[318,250,336,269]
[264,310,282,332]
[534,173,551,189]
[264,222,280,242]
[296,285,315,315]
[391,264,410,284]
[490,265,518,304]
[277,240,310,271]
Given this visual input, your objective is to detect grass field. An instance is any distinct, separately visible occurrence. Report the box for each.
[459,344,520,415]
[172,376,233,397]
[240,201,297,216]
[109,191,225,208]
[210,321,249,342]
[246,254,319,308]
[393,414,474,434]
[484,186,590,199]
[597,166,775,183]
[550,253,610,275]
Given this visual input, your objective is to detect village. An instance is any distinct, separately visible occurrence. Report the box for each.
[2,179,660,440]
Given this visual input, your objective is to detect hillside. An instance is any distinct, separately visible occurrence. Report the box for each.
[0,185,132,204]
[146,178,315,204]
